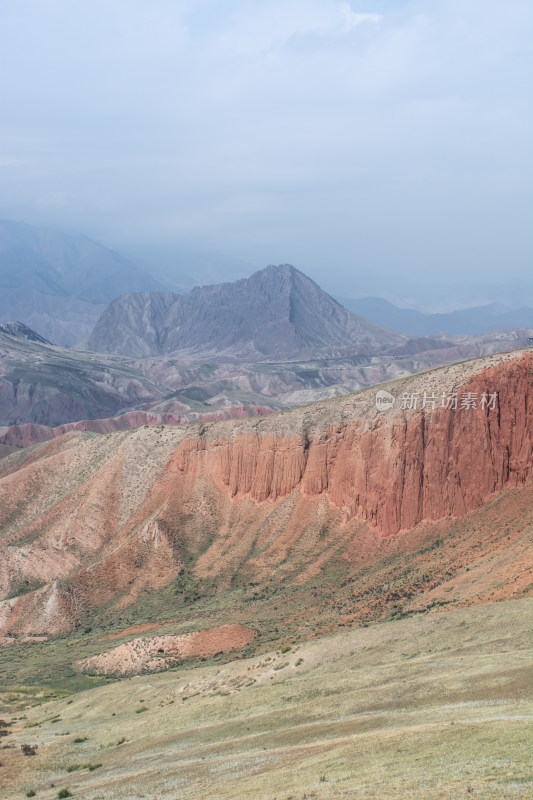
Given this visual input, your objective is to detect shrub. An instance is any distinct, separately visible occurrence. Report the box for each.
[57,791,72,799]
[135,706,148,714]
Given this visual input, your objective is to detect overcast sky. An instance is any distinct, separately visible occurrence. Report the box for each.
[1,0,532,308]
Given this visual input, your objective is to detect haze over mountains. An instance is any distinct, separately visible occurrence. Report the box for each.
[1,221,531,352]
[341,296,533,337]
[0,219,531,449]
[0,220,168,345]
[1,224,531,446]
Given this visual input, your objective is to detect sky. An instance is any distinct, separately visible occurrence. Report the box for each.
[1,0,532,309]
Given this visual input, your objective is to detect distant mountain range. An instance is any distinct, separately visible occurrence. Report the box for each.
[340,296,533,337]
[1,221,531,350]
[0,220,169,345]
[87,264,406,360]
[0,219,167,302]
[1,227,531,437]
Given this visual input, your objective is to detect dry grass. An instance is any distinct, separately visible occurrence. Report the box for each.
[1,598,532,799]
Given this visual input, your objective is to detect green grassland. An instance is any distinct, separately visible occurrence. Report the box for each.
[1,598,532,799]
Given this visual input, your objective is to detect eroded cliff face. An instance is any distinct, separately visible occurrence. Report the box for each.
[0,350,531,638]
[169,353,533,535]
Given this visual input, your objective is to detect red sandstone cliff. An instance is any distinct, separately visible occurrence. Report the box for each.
[169,352,532,535]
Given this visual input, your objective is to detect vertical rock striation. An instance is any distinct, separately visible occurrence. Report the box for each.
[170,354,533,534]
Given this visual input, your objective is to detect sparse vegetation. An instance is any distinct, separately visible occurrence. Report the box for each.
[67,762,102,773]
[1,599,531,799]
[5,578,46,600]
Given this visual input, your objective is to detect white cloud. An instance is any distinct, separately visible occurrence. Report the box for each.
[339,4,382,32]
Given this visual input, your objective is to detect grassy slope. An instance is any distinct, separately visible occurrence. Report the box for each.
[1,599,531,799]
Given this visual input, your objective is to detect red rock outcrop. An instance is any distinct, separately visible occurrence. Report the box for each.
[168,353,533,535]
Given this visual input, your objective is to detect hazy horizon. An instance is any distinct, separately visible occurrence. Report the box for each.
[1,0,532,310]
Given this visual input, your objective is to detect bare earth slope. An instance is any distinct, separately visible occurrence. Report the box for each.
[0,349,531,647]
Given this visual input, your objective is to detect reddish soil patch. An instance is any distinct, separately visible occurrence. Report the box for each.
[77,624,257,676]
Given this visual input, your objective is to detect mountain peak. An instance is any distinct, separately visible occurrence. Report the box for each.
[87,266,404,359]
[258,263,298,276]
[251,263,315,286]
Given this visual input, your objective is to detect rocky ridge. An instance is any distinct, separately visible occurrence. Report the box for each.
[0,349,531,642]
